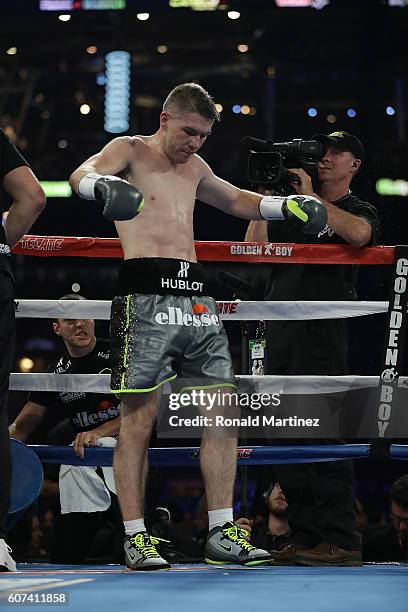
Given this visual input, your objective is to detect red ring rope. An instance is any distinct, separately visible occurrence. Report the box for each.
[11,235,395,264]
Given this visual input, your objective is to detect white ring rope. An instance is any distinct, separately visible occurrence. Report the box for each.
[14,299,389,321]
[8,373,408,394]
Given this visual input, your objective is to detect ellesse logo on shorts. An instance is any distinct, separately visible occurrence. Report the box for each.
[154,306,220,327]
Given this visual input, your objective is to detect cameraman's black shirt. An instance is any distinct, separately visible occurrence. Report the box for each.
[0,128,29,273]
[28,338,120,433]
[264,192,380,301]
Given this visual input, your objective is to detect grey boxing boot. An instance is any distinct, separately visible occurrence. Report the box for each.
[124,532,170,571]
[205,522,272,566]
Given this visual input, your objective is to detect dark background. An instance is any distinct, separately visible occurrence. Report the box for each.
[2,0,406,366]
[2,0,408,519]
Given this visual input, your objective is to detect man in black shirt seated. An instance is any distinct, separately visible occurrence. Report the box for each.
[9,294,122,563]
[362,474,408,562]
[10,294,120,457]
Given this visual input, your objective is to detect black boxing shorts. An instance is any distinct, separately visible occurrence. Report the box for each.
[110,258,236,394]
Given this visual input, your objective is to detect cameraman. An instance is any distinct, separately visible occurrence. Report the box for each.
[245,131,380,566]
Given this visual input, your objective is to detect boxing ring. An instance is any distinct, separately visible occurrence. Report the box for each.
[2,563,408,612]
[4,237,408,612]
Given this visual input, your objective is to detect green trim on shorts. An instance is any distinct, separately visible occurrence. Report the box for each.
[179,382,237,393]
[119,295,132,390]
[112,374,177,395]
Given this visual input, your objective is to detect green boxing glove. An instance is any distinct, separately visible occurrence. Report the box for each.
[259,194,327,235]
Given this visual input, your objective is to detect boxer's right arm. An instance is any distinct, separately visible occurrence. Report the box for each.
[69,136,144,221]
[9,401,47,442]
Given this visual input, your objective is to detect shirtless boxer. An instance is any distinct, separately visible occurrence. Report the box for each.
[69,82,327,570]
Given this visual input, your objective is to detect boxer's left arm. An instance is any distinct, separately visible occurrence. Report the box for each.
[197,169,268,242]
[196,158,327,234]
[196,160,262,220]
[289,168,372,246]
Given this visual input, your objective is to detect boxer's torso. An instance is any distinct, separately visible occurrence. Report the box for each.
[115,136,204,262]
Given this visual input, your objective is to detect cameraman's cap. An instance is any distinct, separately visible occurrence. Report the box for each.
[312,131,364,162]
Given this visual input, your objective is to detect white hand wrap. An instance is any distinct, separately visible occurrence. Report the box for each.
[259,195,286,221]
[78,173,122,200]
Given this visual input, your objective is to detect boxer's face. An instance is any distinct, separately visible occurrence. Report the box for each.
[53,318,95,350]
[160,111,213,164]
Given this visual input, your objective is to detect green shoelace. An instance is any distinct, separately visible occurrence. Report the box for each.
[221,524,255,552]
[129,533,170,559]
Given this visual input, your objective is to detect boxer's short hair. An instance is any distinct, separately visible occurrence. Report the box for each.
[163,82,220,122]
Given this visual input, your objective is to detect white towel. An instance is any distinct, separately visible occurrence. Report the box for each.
[59,436,117,514]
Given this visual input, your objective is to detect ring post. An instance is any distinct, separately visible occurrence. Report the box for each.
[370,245,408,458]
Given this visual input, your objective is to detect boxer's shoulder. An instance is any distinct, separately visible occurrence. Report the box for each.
[105,135,146,157]
[189,153,213,181]
[128,135,148,148]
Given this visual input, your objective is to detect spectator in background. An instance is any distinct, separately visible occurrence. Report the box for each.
[0,126,46,571]
[255,482,292,553]
[362,474,408,562]
[236,482,292,557]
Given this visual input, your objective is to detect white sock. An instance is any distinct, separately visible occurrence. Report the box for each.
[208,508,233,531]
[124,519,146,535]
